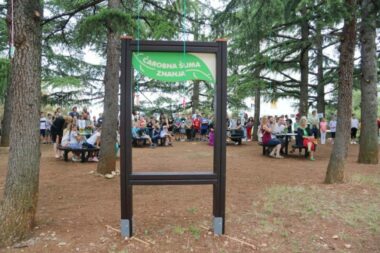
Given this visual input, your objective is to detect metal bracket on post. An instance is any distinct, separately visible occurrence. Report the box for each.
[120,219,131,238]
[213,217,223,235]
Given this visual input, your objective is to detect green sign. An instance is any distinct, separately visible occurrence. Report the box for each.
[132,52,216,83]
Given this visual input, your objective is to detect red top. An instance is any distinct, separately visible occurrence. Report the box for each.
[193,118,201,129]
[261,127,272,145]
[377,119,380,127]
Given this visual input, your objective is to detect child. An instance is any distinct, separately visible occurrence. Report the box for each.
[319,118,327,144]
[61,124,83,162]
[40,112,48,144]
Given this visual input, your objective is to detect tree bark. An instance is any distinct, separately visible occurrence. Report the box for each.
[325,0,357,184]
[96,0,121,175]
[192,80,200,114]
[0,0,43,246]
[316,25,325,116]
[358,0,378,164]
[252,85,261,141]
[299,15,310,117]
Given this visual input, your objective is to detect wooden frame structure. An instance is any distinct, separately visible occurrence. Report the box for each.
[120,37,227,237]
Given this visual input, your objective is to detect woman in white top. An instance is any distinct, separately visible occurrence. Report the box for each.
[160,118,173,146]
[329,116,337,144]
[350,114,360,144]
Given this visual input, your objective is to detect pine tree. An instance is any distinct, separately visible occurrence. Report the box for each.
[0,0,43,246]
[357,0,378,164]
[325,0,357,184]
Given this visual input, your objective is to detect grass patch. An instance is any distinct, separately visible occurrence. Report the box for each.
[187,207,198,214]
[261,184,380,233]
[173,225,186,235]
[350,174,380,188]
[188,225,201,240]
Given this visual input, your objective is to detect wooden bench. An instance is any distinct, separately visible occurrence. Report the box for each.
[58,146,100,162]
[132,137,148,147]
[258,142,277,155]
[291,144,317,158]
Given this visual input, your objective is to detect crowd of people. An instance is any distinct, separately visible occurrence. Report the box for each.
[39,105,380,162]
[131,112,215,147]
[258,111,372,160]
[40,106,103,162]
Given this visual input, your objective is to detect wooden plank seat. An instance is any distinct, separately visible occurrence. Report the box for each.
[58,145,99,162]
[258,142,277,155]
[291,144,317,158]
[132,137,148,147]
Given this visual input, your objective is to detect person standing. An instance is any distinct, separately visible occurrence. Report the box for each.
[351,114,360,144]
[46,113,53,144]
[69,106,80,119]
[308,110,319,139]
[319,118,327,144]
[285,115,293,133]
[329,115,337,144]
[246,117,254,141]
[40,112,48,144]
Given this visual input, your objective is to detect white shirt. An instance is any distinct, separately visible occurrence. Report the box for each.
[69,131,80,145]
[273,123,286,134]
[40,117,47,130]
[86,131,101,145]
[329,120,337,132]
[351,118,359,129]
[160,126,168,138]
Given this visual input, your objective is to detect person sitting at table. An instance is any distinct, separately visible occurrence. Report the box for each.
[83,127,101,162]
[61,124,83,162]
[260,116,283,159]
[160,118,173,146]
[297,117,317,161]
[151,123,161,146]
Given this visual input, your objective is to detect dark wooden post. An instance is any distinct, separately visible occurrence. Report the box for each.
[120,36,133,237]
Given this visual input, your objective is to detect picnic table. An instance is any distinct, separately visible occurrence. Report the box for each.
[275,132,297,155]
[58,145,100,162]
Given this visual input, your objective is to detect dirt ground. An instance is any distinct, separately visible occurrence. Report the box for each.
[0,140,379,253]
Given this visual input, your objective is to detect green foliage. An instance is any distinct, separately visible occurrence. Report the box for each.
[0,18,8,54]
[0,58,9,103]
[75,8,133,46]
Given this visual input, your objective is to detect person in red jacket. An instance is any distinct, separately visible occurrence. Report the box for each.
[377,117,380,136]
[192,115,201,141]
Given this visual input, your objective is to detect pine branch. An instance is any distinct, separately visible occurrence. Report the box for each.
[141,0,208,25]
[42,0,106,25]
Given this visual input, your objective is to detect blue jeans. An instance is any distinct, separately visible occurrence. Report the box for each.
[267,138,281,146]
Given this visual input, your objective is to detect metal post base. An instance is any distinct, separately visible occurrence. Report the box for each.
[213,217,223,235]
[120,219,131,238]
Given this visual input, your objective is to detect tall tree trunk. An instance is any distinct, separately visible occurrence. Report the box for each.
[325,0,357,184]
[0,0,43,246]
[252,85,261,141]
[299,15,310,117]
[358,0,378,164]
[0,79,11,147]
[192,80,200,114]
[316,25,325,116]
[97,0,121,175]
[192,23,200,115]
